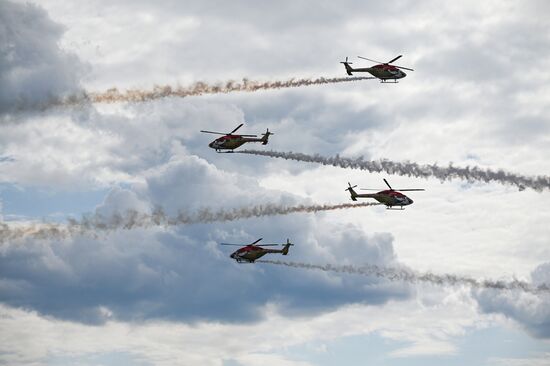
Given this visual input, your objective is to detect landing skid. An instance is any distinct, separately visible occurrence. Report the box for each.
[380,80,399,83]
[216,150,235,153]
[386,206,405,210]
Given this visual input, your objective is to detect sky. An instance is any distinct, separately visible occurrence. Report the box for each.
[1,0,550,365]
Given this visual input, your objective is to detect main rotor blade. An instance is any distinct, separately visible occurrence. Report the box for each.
[200,130,226,135]
[395,189,425,191]
[392,65,414,71]
[250,238,263,245]
[220,243,245,246]
[238,134,258,137]
[230,123,244,134]
[357,56,385,64]
[255,244,281,247]
[387,55,403,64]
[360,189,383,191]
[383,179,393,190]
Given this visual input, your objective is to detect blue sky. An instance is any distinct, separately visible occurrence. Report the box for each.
[1,0,549,365]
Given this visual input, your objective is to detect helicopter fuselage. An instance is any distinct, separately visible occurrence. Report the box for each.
[341,55,411,82]
[229,244,291,263]
[363,190,414,207]
[346,179,422,209]
[346,64,407,81]
[364,65,407,80]
[208,135,264,151]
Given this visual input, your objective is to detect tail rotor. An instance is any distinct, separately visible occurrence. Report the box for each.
[340,56,353,65]
[340,57,354,75]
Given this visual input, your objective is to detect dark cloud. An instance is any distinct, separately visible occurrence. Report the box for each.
[0,218,411,324]
[0,0,86,116]
[0,153,411,324]
[474,262,550,338]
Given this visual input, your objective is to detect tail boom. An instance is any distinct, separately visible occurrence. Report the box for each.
[342,62,354,76]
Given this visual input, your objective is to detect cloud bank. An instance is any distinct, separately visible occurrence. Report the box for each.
[0,222,411,324]
[474,262,550,338]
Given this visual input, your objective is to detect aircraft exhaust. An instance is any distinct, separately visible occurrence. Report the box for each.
[237,150,550,192]
[0,202,381,242]
[29,76,375,109]
[257,260,550,295]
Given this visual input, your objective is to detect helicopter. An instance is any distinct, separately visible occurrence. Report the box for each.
[220,238,294,263]
[200,123,273,152]
[340,55,413,83]
[345,178,424,210]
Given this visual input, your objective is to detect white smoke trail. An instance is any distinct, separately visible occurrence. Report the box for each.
[258,260,550,294]
[238,150,550,192]
[48,76,374,107]
[0,202,380,242]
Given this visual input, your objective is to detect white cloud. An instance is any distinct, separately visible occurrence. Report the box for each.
[0,98,247,189]
[474,262,550,338]
[0,289,490,366]
[0,144,414,323]
[1,0,550,364]
[487,353,550,366]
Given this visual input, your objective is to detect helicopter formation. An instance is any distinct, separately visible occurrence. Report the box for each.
[205,55,420,262]
[201,55,413,151]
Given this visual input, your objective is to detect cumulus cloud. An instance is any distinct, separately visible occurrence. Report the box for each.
[0,219,411,324]
[0,0,86,116]
[0,292,485,366]
[0,152,411,324]
[1,1,549,364]
[0,99,245,188]
[474,262,550,338]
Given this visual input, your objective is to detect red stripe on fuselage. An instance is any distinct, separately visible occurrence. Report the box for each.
[216,135,241,142]
[379,190,406,197]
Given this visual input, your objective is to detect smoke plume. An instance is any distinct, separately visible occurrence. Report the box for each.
[51,76,374,107]
[0,202,380,242]
[258,260,550,294]
[238,150,550,192]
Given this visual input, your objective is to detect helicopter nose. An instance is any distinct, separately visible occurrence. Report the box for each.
[208,142,214,148]
[408,198,414,204]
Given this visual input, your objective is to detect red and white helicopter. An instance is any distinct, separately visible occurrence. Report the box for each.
[346,178,424,210]
[341,55,414,83]
[200,123,273,152]
[220,238,294,263]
